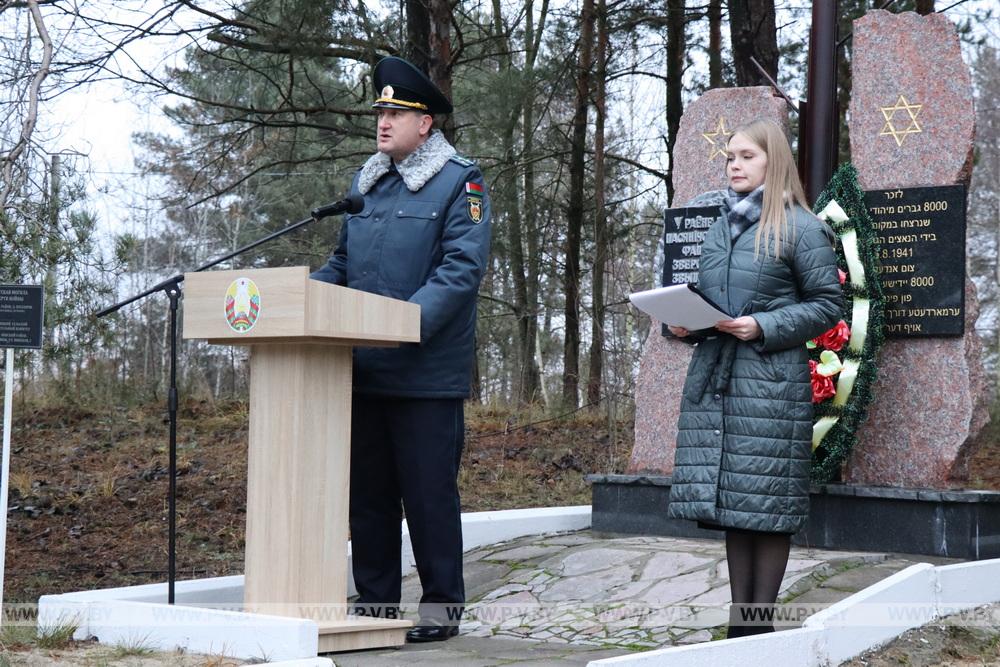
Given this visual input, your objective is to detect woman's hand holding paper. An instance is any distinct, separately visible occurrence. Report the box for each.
[715,316,761,341]
[667,325,690,338]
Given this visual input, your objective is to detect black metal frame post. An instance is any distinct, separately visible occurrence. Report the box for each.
[166,279,180,604]
[803,0,840,204]
[95,202,353,604]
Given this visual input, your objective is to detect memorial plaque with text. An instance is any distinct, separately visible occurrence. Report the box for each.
[864,185,966,337]
[661,205,724,287]
[660,205,723,337]
[0,285,43,349]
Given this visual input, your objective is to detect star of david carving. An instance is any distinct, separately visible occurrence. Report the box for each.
[702,116,733,161]
[879,95,923,147]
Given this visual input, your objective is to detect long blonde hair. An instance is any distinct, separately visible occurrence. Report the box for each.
[728,120,810,258]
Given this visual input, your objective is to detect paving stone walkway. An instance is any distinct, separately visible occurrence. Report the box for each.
[331,530,955,666]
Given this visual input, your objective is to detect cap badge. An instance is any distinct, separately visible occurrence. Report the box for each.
[381,85,394,99]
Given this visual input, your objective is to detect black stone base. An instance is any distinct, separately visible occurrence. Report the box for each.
[588,474,1000,560]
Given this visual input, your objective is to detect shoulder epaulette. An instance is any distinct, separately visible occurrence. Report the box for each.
[449,155,474,167]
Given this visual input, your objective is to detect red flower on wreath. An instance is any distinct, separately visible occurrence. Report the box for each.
[812,320,851,352]
[810,359,836,404]
[838,268,847,285]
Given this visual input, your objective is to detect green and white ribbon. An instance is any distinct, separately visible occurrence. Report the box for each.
[839,229,866,289]
[809,166,886,482]
[832,359,860,407]
[812,416,839,451]
[811,197,874,452]
[818,199,849,224]
[848,298,870,353]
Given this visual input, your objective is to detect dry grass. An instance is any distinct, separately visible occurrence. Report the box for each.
[0,396,631,663]
[8,471,33,499]
[4,398,630,607]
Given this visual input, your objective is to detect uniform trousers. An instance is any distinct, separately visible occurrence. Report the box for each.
[349,395,465,623]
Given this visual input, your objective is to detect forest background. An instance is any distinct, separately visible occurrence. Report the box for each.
[0,0,998,420]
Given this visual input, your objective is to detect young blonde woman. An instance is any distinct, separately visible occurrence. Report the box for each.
[666,120,842,638]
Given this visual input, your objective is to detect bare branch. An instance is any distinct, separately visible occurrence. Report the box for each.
[598,151,669,182]
[206,32,392,62]
[1,0,53,210]
[176,0,261,35]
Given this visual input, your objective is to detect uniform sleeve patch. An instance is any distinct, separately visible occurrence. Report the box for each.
[465,181,484,223]
[467,196,483,223]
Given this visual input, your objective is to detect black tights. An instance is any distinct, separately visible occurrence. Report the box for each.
[725,529,791,638]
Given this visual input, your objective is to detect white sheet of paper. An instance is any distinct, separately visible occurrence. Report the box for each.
[629,284,732,330]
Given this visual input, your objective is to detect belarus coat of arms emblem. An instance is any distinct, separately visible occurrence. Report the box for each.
[224,277,261,332]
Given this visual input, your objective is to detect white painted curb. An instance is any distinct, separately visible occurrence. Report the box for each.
[37,575,245,606]
[590,628,826,666]
[38,506,591,661]
[804,563,936,665]
[37,597,318,662]
[264,659,334,667]
[935,560,1000,612]
[586,558,1000,666]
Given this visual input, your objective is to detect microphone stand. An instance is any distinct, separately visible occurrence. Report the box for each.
[96,208,342,604]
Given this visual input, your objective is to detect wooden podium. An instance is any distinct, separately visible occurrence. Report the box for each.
[182,266,419,652]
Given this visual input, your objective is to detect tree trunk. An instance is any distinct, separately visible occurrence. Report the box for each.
[587,0,608,407]
[505,159,533,406]
[562,0,595,410]
[406,0,455,143]
[708,0,723,88]
[428,0,455,143]
[727,0,778,87]
[490,0,547,405]
[405,0,430,69]
[915,0,934,14]
[522,125,543,405]
[521,0,547,405]
[665,0,686,206]
[44,154,60,380]
[471,339,482,402]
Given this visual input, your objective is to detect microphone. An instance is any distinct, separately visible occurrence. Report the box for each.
[311,194,364,219]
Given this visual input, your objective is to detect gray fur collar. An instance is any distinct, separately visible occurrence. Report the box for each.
[358,130,456,194]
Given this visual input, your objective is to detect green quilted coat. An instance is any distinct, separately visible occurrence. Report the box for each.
[666,192,842,534]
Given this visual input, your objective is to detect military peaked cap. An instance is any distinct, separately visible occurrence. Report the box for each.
[372,56,453,115]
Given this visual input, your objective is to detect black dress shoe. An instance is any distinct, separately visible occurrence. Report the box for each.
[405,623,459,643]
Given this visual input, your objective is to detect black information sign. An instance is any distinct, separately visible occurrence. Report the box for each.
[661,205,724,287]
[864,185,966,337]
[0,284,44,349]
[660,205,723,337]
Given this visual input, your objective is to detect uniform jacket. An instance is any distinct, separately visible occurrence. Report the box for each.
[666,190,842,534]
[311,131,491,398]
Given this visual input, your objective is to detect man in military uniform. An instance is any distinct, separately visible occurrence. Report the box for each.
[311,56,490,643]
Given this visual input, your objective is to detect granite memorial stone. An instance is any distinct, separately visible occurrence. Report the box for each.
[849,11,975,191]
[630,87,787,474]
[845,9,986,488]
